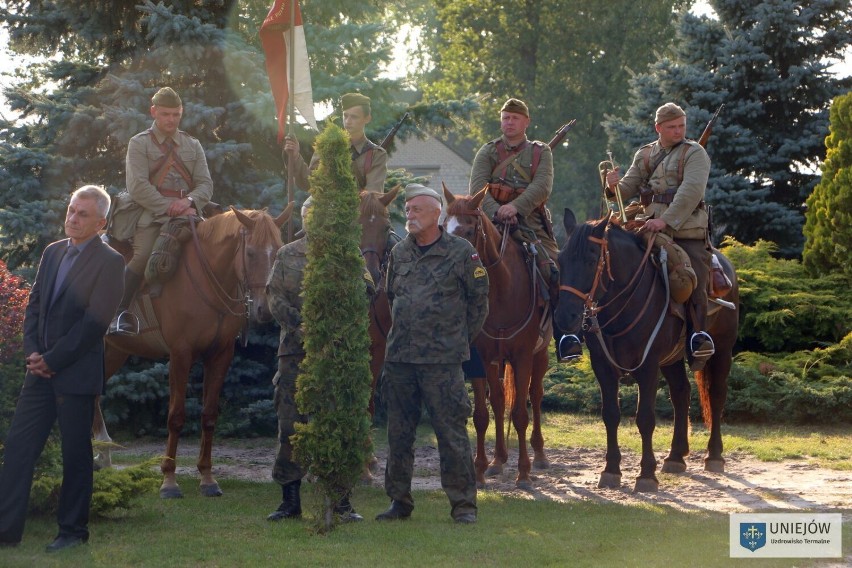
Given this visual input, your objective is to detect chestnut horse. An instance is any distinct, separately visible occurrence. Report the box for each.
[555,209,739,492]
[93,206,291,498]
[443,185,551,489]
[357,186,401,417]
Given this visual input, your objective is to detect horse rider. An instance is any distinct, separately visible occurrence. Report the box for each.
[284,92,388,193]
[602,102,715,371]
[108,87,213,335]
[469,97,573,359]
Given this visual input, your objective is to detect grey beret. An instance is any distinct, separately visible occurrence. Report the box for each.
[404,183,442,204]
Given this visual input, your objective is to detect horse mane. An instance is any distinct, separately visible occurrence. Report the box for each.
[567,216,644,257]
[196,209,283,248]
[359,190,390,219]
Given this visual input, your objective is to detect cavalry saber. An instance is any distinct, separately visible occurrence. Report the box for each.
[606,149,628,224]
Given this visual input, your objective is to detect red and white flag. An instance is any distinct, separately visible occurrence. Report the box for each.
[260,0,318,142]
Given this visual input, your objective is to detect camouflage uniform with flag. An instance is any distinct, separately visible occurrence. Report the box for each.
[382,228,489,520]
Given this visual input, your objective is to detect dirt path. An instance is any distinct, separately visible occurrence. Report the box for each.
[114,438,852,515]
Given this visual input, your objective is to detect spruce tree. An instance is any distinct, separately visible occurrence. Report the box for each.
[803,91,852,279]
[605,0,852,256]
[292,122,372,532]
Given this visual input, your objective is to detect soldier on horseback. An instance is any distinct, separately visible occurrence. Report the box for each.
[469,98,572,360]
[603,102,715,371]
[108,87,213,335]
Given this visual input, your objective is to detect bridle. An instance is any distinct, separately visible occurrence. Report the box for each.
[559,222,671,372]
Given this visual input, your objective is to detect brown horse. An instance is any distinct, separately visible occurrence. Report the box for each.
[92,206,292,498]
[357,186,401,417]
[443,185,551,489]
[555,209,739,492]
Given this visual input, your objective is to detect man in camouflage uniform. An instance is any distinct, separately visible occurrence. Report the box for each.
[284,92,388,192]
[603,102,715,371]
[264,197,363,523]
[376,184,489,525]
[469,97,571,359]
[109,87,213,334]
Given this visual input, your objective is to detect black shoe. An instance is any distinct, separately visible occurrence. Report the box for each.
[557,334,583,362]
[454,513,477,524]
[267,480,302,521]
[45,535,87,553]
[689,332,715,371]
[375,501,412,521]
[334,496,364,523]
[108,311,139,335]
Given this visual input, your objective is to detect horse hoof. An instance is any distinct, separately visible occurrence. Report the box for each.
[633,477,659,493]
[485,464,504,477]
[704,458,725,473]
[532,458,550,471]
[597,472,622,489]
[516,479,533,491]
[661,459,687,474]
[200,483,223,497]
[159,486,184,499]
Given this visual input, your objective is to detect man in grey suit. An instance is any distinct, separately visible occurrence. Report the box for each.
[0,185,124,552]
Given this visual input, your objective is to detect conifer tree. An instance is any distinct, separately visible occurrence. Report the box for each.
[605,0,852,256]
[292,123,372,532]
[803,91,852,279]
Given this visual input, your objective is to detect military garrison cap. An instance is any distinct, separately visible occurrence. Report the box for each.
[341,92,371,112]
[151,87,182,108]
[500,98,529,117]
[404,183,442,205]
[655,102,686,124]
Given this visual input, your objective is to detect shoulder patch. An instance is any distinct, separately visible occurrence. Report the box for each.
[474,266,486,279]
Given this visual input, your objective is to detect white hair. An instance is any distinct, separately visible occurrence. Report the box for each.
[72,185,111,218]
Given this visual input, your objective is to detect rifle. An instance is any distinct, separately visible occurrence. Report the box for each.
[380,112,410,151]
[697,104,724,148]
[547,119,577,150]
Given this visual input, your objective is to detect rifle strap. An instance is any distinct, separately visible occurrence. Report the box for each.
[491,139,542,183]
[148,130,194,190]
[352,139,378,177]
[642,141,688,187]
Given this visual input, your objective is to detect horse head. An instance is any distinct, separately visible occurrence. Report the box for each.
[229,203,292,323]
[359,185,401,286]
[555,209,610,334]
[443,183,491,248]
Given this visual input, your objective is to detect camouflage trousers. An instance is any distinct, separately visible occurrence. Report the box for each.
[272,355,308,485]
[382,362,476,519]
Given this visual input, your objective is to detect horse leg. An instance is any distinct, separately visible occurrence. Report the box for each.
[510,360,533,490]
[633,367,660,492]
[93,348,130,470]
[660,363,690,474]
[699,351,730,473]
[485,363,507,477]
[160,349,192,499]
[471,377,490,488]
[197,344,233,497]
[593,360,623,489]
[529,349,549,471]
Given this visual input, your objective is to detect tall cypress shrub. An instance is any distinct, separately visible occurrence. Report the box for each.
[292,123,372,532]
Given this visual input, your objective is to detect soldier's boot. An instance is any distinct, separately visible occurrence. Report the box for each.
[688,300,714,372]
[108,269,143,335]
[267,479,302,521]
[333,491,364,523]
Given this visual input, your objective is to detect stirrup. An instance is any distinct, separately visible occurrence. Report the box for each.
[109,311,140,336]
[689,331,715,358]
[557,334,583,362]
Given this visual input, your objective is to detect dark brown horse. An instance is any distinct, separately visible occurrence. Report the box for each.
[92,206,292,498]
[357,186,401,417]
[555,209,739,492]
[443,185,551,489]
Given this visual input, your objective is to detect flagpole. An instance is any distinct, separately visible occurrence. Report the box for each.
[285,0,297,242]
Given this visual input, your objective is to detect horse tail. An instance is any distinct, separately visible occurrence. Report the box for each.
[694,369,712,429]
[503,362,516,440]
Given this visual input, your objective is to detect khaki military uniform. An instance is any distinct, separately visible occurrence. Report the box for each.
[469,135,558,262]
[615,138,712,329]
[119,123,213,275]
[266,237,309,485]
[383,229,489,520]
[290,138,388,192]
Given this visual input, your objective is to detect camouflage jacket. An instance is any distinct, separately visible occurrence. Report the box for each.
[266,236,307,357]
[385,229,490,364]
